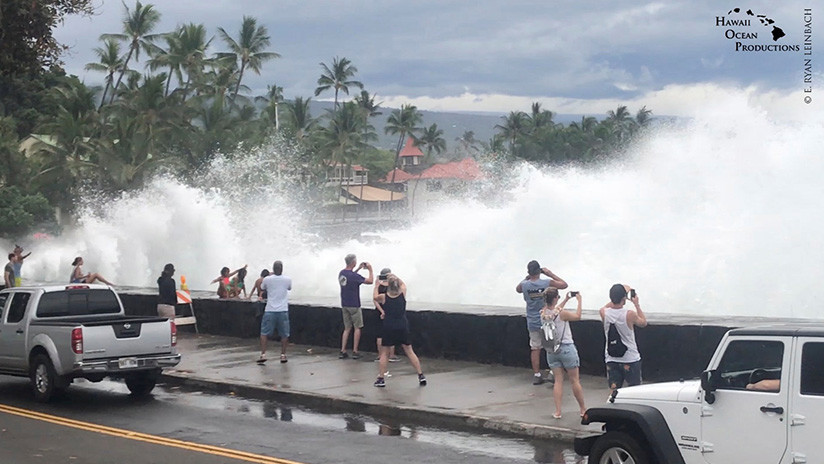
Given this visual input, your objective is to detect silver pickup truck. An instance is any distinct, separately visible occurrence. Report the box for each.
[0,284,180,401]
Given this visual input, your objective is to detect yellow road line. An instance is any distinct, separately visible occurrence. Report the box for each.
[0,404,305,464]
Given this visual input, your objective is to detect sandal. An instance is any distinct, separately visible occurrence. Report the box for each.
[552,413,562,419]
[280,354,288,363]
[256,355,267,364]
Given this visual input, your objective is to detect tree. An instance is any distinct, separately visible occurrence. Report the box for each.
[0,187,58,237]
[635,106,653,127]
[256,83,284,132]
[217,16,280,100]
[384,104,422,203]
[495,111,529,154]
[352,90,382,219]
[85,40,126,108]
[0,0,94,137]
[318,101,366,220]
[283,97,315,143]
[410,123,446,215]
[314,57,364,113]
[101,1,161,103]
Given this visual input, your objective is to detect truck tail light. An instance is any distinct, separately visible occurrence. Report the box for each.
[71,328,83,354]
[170,321,177,347]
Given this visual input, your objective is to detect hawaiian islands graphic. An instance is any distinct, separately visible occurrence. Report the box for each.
[728,8,785,41]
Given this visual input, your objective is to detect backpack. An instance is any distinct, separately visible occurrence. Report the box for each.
[542,312,563,354]
[607,323,628,357]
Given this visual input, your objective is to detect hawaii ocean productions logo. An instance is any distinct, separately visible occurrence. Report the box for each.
[715,8,799,52]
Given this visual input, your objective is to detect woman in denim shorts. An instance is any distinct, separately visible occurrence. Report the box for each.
[541,288,587,419]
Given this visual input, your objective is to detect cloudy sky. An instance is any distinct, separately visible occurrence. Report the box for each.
[54,0,819,119]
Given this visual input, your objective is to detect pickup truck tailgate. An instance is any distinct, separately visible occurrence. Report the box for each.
[81,318,174,360]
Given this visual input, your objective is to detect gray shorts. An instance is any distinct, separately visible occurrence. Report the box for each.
[528,329,552,350]
[341,306,364,329]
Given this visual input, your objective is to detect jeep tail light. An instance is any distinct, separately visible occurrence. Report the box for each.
[170,321,177,347]
[71,327,83,354]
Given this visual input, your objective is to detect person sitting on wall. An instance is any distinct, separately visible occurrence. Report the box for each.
[228,267,248,298]
[70,257,114,286]
[211,264,246,299]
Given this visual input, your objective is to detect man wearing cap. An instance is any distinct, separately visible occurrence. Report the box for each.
[600,283,647,394]
[373,267,400,363]
[338,253,373,359]
[516,260,567,385]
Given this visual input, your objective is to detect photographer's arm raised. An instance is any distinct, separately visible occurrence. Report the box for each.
[628,295,648,327]
[541,267,568,289]
[560,292,583,322]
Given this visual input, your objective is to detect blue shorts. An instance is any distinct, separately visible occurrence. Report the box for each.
[546,343,581,369]
[606,360,642,389]
[261,311,290,338]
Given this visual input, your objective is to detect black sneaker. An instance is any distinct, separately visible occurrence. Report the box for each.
[352,352,362,360]
[374,377,386,388]
[338,351,349,359]
[533,375,545,385]
[418,373,427,386]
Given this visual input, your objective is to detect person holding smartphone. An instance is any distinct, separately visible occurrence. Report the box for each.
[338,254,373,359]
[599,284,647,394]
[541,289,587,419]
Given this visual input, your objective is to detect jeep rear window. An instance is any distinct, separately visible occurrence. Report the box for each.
[36,289,121,317]
[801,342,824,396]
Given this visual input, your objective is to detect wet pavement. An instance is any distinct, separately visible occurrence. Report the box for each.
[163,333,609,442]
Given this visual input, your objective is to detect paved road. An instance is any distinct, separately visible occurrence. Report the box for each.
[0,376,583,464]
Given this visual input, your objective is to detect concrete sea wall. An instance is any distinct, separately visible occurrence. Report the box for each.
[120,293,736,382]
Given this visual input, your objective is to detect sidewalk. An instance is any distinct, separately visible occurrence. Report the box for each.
[162,333,608,442]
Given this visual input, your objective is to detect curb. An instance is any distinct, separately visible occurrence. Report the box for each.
[159,371,583,442]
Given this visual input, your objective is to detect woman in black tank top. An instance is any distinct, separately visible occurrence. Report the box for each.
[372,274,427,388]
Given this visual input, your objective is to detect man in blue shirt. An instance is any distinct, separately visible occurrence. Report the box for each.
[338,253,373,359]
[516,260,567,385]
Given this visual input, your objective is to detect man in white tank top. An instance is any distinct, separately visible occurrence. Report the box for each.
[599,283,647,394]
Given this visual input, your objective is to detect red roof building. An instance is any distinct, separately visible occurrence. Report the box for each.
[399,137,424,167]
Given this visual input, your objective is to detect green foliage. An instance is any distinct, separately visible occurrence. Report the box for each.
[0,187,57,238]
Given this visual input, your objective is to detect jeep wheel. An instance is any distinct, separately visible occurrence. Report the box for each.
[125,371,158,397]
[30,354,65,402]
[590,431,650,464]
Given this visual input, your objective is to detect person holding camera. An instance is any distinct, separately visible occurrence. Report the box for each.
[599,284,647,393]
[541,289,587,419]
[516,260,568,385]
[338,253,373,359]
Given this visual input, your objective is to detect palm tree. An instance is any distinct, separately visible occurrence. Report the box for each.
[410,123,446,215]
[217,16,280,100]
[528,102,555,131]
[318,101,366,220]
[495,111,529,153]
[635,106,653,127]
[100,1,161,103]
[314,57,364,113]
[605,105,634,142]
[283,96,315,143]
[255,83,283,131]
[353,90,382,217]
[384,104,422,203]
[85,39,125,108]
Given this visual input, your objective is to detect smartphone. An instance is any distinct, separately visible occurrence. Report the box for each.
[569,291,579,297]
[630,289,637,298]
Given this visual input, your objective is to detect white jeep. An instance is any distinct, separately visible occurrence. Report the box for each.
[575,324,824,464]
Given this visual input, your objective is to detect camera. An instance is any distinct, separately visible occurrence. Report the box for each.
[569,291,579,297]
[629,289,637,298]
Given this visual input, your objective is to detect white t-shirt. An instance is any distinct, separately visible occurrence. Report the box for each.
[261,275,291,312]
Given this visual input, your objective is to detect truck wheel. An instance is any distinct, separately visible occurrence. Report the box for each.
[30,354,61,402]
[590,431,650,464]
[125,372,157,397]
